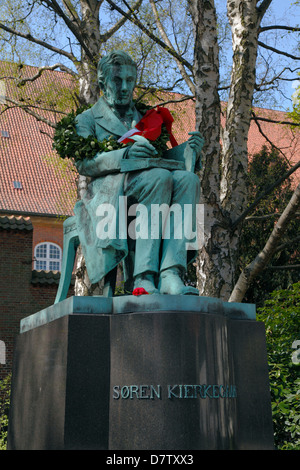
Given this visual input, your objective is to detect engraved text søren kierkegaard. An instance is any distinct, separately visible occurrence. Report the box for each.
[112,384,237,400]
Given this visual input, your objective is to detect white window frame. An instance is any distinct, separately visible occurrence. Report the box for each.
[34,242,62,272]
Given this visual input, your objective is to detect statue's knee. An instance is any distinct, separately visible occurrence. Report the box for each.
[188,171,200,187]
[174,170,200,190]
[148,168,173,190]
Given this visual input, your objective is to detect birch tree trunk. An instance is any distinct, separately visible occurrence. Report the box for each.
[221,0,260,216]
[219,0,272,299]
[77,0,101,106]
[74,0,104,296]
[217,0,261,299]
[190,0,272,300]
[187,0,224,298]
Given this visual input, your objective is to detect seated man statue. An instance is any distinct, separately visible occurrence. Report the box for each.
[74,50,204,295]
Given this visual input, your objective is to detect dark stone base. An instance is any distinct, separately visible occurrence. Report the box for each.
[7,305,274,450]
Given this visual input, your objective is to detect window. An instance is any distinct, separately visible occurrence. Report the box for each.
[34,242,62,271]
[0,80,5,105]
[13,181,22,189]
[0,341,5,365]
[1,130,9,138]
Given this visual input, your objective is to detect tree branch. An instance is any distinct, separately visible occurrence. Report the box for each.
[256,0,273,22]
[245,212,280,221]
[0,22,76,62]
[4,97,57,128]
[255,66,300,91]
[40,0,94,61]
[273,235,300,255]
[105,0,193,71]
[250,110,292,163]
[61,0,81,23]
[14,64,77,87]
[231,159,300,230]
[258,40,300,61]
[259,25,300,33]
[229,182,300,302]
[149,0,195,94]
[245,212,300,222]
[100,0,143,42]
[138,93,195,108]
[266,264,300,270]
[251,113,300,127]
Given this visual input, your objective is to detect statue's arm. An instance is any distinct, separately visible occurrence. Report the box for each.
[74,110,129,177]
[75,147,129,177]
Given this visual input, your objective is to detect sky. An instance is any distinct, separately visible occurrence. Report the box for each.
[1,0,299,111]
[257,0,300,110]
[215,0,300,110]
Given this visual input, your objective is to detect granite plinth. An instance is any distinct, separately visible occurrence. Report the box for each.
[20,294,256,333]
[8,314,110,450]
[8,297,274,450]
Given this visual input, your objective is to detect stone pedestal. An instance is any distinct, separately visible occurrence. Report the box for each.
[7,295,274,450]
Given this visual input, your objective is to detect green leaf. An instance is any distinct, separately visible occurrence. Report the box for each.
[278,402,290,414]
[53,101,171,162]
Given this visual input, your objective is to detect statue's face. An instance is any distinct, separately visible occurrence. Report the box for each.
[103,64,136,108]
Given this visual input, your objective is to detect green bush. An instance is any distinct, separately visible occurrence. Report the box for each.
[257,282,300,449]
[0,374,11,450]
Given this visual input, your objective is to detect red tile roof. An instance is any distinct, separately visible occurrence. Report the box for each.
[0,63,299,219]
[0,105,77,216]
[163,93,300,183]
[0,62,77,217]
[165,94,300,164]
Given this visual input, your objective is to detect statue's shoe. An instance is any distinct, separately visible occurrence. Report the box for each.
[159,268,199,295]
[133,273,159,294]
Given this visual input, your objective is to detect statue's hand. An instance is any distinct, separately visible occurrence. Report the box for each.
[127,135,157,159]
[187,132,205,159]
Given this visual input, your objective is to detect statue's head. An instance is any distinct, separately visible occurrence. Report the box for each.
[97,50,137,108]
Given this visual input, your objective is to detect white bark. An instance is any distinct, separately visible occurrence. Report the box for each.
[190,0,273,300]
[73,1,102,295]
[74,246,104,296]
[229,183,300,303]
[188,0,228,298]
[77,0,101,105]
[221,0,260,217]
[217,0,262,298]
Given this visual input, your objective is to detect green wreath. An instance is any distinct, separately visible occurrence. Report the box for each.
[53,101,170,162]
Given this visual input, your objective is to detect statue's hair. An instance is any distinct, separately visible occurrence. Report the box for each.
[97,50,137,88]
